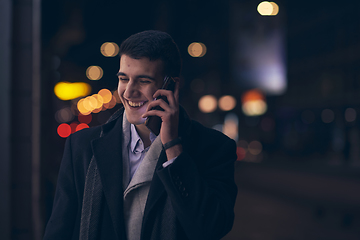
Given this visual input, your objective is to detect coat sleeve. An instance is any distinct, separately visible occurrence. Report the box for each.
[156,134,238,240]
[43,135,80,240]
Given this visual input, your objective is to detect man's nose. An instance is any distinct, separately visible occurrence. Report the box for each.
[123,80,139,98]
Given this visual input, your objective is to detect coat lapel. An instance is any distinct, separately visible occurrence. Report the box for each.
[142,150,167,225]
[142,106,192,226]
[91,109,125,239]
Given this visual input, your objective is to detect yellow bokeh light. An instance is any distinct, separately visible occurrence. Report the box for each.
[219,95,237,111]
[100,42,119,57]
[98,89,113,103]
[258,1,279,16]
[270,2,279,15]
[82,97,95,112]
[77,99,91,115]
[242,100,267,116]
[54,82,91,101]
[93,94,104,108]
[86,66,103,80]
[87,96,98,109]
[198,95,217,113]
[188,42,207,57]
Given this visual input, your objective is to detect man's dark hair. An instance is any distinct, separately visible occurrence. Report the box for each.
[119,30,182,77]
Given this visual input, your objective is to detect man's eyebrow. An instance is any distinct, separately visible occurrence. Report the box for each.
[116,72,126,77]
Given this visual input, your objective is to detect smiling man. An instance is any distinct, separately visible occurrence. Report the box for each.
[43,30,237,240]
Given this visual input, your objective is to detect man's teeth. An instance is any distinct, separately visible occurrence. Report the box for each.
[128,101,145,107]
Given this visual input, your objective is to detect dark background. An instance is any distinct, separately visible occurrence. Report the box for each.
[1,0,360,239]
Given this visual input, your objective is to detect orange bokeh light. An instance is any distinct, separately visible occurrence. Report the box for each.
[241,89,265,103]
[76,123,89,132]
[98,89,112,103]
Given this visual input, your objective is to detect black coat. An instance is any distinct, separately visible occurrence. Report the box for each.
[43,107,237,240]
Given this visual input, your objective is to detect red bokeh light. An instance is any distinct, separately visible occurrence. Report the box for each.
[76,123,89,132]
[78,113,92,124]
[70,122,79,133]
[236,147,246,161]
[57,123,71,138]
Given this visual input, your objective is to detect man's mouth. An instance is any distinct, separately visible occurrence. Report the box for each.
[127,100,147,108]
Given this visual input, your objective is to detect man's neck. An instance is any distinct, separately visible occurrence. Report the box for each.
[134,124,152,148]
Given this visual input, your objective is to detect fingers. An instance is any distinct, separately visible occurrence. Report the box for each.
[152,77,180,106]
[146,98,172,113]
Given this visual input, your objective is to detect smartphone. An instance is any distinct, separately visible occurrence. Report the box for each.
[145,76,176,135]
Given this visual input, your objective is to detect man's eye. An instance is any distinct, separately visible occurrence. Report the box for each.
[120,78,129,82]
[140,80,152,84]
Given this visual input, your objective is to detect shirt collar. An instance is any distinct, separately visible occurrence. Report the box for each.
[130,124,157,153]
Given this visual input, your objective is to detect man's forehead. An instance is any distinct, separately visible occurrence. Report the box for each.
[119,55,165,76]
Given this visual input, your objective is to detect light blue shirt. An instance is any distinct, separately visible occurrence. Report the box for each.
[128,124,176,180]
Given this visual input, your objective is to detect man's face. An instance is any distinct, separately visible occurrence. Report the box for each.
[117,54,164,125]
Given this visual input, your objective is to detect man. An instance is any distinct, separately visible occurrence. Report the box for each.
[44,30,237,240]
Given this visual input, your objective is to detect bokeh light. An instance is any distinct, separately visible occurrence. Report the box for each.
[188,42,207,57]
[57,123,71,138]
[345,108,356,122]
[113,90,121,103]
[76,123,89,131]
[242,100,267,116]
[78,114,92,124]
[87,95,98,109]
[321,109,334,123]
[198,95,217,113]
[223,113,239,140]
[218,95,237,111]
[86,66,103,80]
[241,89,265,103]
[55,107,74,123]
[257,1,279,16]
[70,122,78,133]
[236,147,246,161]
[76,89,118,115]
[100,42,119,57]
[54,82,91,100]
[248,141,263,155]
[241,90,267,116]
[98,89,112,103]
[77,99,91,115]
[103,95,117,109]
[270,2,279,15]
